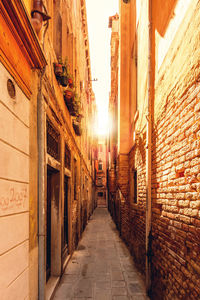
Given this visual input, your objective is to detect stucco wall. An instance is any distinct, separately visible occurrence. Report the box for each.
[0,62,30,300]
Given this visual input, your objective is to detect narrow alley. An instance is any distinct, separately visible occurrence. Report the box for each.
[53,208,148,300]
[1,0,200,299]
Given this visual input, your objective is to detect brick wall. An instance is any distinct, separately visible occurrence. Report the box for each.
[108,168,117,194]
[118,154,129,197]
[128,139,146,275]
[117,154,129,239]
[151,82,200,300]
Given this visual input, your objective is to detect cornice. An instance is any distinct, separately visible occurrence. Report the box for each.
[0,0,46,69]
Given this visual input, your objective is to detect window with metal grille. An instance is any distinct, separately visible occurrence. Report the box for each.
[47,120,60,161]
[65,144,71,169]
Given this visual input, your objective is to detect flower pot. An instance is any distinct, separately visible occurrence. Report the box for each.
[68,77,74,88]
[54,63,63,77]
[64,89,74,100]
[64,95,76,116]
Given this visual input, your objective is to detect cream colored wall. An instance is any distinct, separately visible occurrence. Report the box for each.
[119,0,131,153]
[156,0,192,71]
[154,0,199,120]
[135,0,196,131]
[136,0,149,134]
[0,62,29,299]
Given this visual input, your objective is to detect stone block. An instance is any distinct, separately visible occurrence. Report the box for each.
[0,212,29,254]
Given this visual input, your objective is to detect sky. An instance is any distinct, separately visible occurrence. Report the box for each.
[86,0,119,136]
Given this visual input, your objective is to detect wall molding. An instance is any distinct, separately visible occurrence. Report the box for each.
[0,0,47,98]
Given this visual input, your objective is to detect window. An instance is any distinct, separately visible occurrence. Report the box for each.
[65,144,71,169]
[97,177,102,186]
[98,192,103,197]
[47,119,60,161]
[133,169,138,204]
[98,163,103,171]
[53,8,62,59]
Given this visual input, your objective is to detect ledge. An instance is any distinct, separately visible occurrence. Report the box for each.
[1,0,46,69]
[0,0,47,98]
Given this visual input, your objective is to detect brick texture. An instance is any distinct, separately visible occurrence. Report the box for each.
[151,82,200,300]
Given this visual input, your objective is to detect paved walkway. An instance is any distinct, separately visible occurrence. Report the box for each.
[53,208,149,300]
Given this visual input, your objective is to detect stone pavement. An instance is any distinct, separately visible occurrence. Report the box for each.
[52,208,149,300]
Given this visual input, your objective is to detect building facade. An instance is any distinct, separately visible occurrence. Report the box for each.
[107,14,120,226]
[108,0,200,299]
[96,138,107,208]
[0,1,96,299]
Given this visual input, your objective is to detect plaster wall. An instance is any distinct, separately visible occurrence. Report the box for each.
[0,62,30,300]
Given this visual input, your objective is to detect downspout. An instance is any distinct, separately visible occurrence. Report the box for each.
[37,65,46,300]
[31,1,50,299]
[146,0,153,295]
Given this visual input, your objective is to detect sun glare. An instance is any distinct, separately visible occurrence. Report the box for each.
[96,105,109,137]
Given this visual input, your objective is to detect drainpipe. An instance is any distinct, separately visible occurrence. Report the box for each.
[37,66,46,300]
[146,0,153,295]
[33,1,50,298]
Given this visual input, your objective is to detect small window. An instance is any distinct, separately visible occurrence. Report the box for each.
[133,169,138,204]
[53,11,62,59]
[65,144,71,169]
[98,163,102,170]
[47,119,60,161]
[98,192,103,197]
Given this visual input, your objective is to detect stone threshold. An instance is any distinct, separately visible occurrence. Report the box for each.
[46,276,60,300]
[46,255,71,300]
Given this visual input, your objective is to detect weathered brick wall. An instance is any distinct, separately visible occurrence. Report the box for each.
[108,168,117,194]
[72,200,79,251]
[108,168,117,221]
[128,139,146,275]
[118,154,129,197]
[117,146,147,274]
[113,3,200,299]
[150,2,200,298]
[120,201,130,245]
[117,154,129,241]
[151,82,200,300]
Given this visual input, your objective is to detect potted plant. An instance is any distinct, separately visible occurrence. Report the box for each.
[60,58,71,87]
[63,88,77,116]
[53,56,63,80]
[64,87,74,100]
[68,76,74,88]
[66,68,74,88]
[60,66,68,87]
[73,93,81,115]
[73,118,82,136]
